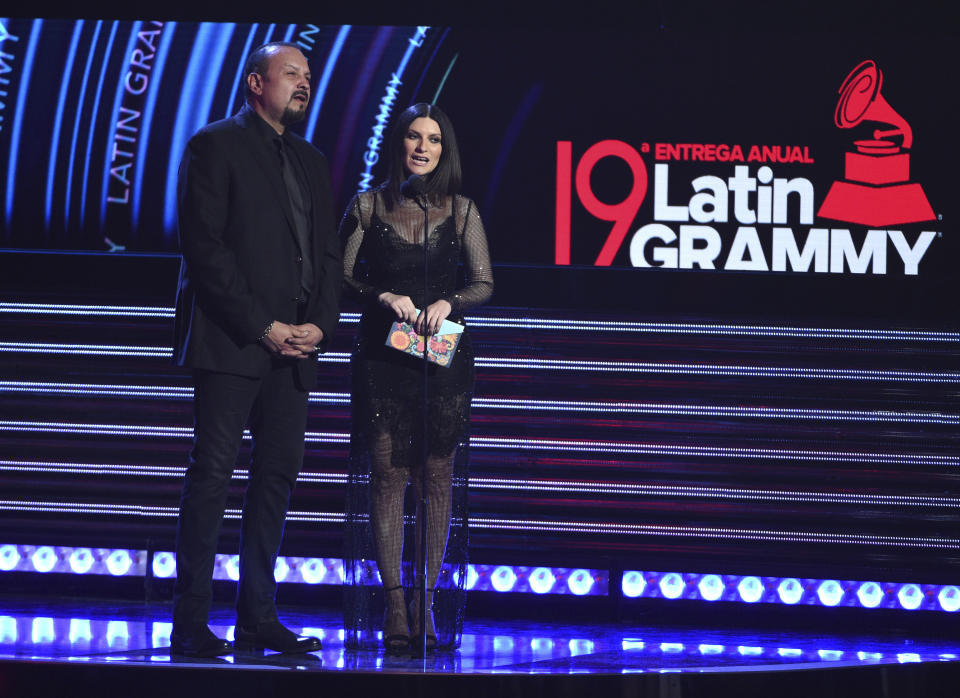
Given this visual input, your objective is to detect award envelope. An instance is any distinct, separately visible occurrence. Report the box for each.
[385,311,464,367]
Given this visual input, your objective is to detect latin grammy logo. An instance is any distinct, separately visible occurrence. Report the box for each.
[817,59,935,226]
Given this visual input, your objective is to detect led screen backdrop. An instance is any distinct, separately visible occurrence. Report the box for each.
[0,19,441,250]
[1,18,958,318]
[2,13,960,614]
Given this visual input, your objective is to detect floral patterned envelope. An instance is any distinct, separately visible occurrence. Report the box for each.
[385,312,464,367]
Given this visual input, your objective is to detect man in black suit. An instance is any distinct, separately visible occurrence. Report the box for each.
[170,41,341,657]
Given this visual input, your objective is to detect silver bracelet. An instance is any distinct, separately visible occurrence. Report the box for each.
[258,321,274,341]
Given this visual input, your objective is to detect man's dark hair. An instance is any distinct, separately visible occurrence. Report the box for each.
[384,103,463,209]
[242,41,303,102]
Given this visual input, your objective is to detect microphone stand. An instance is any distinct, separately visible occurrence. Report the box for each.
[414,188,429,660]
[399,173,430,659]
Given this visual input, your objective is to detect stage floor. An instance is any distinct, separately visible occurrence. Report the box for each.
[1,596,958,675]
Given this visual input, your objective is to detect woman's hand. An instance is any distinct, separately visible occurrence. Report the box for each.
[415,299,452,336]
[379,292,418,325]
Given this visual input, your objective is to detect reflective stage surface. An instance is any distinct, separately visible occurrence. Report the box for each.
[1,597,958,675]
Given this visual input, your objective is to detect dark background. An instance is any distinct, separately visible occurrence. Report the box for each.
[2,1,958,324]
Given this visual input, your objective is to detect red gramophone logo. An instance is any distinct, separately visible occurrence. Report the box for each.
[817,60,935,226]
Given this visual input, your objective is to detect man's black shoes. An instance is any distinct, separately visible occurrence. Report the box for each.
[234,620,322,654]
[169,625,232,657]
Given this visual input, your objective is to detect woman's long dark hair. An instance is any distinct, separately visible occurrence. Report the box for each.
[383,103,462,209]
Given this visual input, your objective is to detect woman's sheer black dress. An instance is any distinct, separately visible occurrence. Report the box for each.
[340,188,493,650]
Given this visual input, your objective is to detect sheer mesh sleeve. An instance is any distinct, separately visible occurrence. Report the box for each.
[341,192,385,305]
[447,197,494,315]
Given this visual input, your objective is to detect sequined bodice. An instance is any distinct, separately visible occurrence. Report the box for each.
[341,188,493,317]
[363,212,460,312]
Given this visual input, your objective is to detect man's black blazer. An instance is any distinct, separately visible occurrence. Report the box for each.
[173,107,341,385]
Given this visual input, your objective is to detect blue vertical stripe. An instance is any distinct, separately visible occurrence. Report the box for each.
[262,24,276,44]
[483,82,543,215]
[45,20,85,230]
[304,25,351,143]
[432,53,458,104]
[80,21,118,226]
[99,22,143,226]
[65,20,103,227]
[354,26,429,193]
[4,19,43,226]
[282,24,296,42]
[162,23,236,232]
[392,26,426,80]
[410,26,449,102]
[225,24,259,118]
[131,22,177,230]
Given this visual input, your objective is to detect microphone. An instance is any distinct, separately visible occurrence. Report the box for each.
[400,174,426,199]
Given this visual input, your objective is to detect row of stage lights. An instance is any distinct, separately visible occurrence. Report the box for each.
[2,544,958,612]
[2,615,954,666]
[4,302,960,342]
[622,570,960,613]
[0,545,605,597]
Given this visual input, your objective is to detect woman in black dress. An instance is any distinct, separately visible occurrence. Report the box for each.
[340,103,493,651]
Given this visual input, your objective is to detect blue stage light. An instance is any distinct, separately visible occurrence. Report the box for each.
[531,637,554,653]
[105,550,132,576]
[493,635,515,653]
[491,566,517,592]
[567,569,594,596]
[856,581,884,608]
[897,652,921,663]
[569,639,594,654]
[818,649,844,661]
[2,533,957,613]
[225,555,240,582]
[32,547,58,573]
[938,586,960,612]
[737,645,763,656]
[737,576,764,603]
[697,574,724,601]
[465,564,479,590]
[897,584,923,610]
[621,571,646,598]
[300,558,325,585]
[659,573,685,599]
[0,616,16,643]
[32,617,55,644]
[68,548,94,574]
[528,567,556,594]
[300,626,326,642]
[153,622,172,648]
[816,580,844,607]
[777,578,803,605]
[69,618,92,644]
[274,557,289,583]
[152,552,176,579]
[0,545,20,571]
[699,644,724,655]
[332,559,346,583]
[106,620,129,648]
